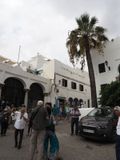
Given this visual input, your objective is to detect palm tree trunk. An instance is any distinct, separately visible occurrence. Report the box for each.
[84,36,98,108]
[118,64,120,81]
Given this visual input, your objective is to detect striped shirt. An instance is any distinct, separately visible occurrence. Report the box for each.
[70,109,80,118]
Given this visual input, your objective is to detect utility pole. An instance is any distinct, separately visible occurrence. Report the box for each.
[17,45,21,65]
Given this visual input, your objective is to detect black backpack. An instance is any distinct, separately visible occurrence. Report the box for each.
[29,108,40,128]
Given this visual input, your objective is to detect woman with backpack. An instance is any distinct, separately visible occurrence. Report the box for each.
[44,105,59,160]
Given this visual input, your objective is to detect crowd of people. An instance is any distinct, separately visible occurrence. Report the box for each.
[0,101,66,160]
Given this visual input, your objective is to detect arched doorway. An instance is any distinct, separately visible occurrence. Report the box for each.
[28,83,44,108]
[74,98,78,106]
[68,97,73,107]
[1,77,25,107]
[79,99,83,108]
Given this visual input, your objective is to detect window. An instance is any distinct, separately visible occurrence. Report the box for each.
[87,99,90,108]
[79,99,83,107]
[79,84,84,91]
[88,108,112,117]
[62,79,67,87]
[71,82,77,89]
[98,63,106,73]
[100,84,108,92]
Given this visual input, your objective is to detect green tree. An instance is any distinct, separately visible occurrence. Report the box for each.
[66,13,108,108]
[100,81,120,107]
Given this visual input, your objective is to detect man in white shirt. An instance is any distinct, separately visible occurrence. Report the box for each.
[14,107,28,149]
[114,106,120,160]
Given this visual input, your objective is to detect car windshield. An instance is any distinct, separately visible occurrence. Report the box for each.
[87,108,112,117]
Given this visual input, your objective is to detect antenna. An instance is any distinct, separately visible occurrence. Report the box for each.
[17,45,21,65]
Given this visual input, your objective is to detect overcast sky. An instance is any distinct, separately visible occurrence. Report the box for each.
[0,0,120,66]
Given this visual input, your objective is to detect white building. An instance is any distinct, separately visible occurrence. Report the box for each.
[0,53,91,108]
[21,54,91,108]
[91,37,120,100]
[0,61,51,108]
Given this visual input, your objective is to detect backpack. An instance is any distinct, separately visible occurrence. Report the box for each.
[29,108,39,128]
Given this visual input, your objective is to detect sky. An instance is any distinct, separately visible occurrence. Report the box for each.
[0,0,120,67]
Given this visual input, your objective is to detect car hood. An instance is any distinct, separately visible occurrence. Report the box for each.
[80,116,111,127]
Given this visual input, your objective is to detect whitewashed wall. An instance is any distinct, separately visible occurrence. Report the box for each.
[91,37,120,98]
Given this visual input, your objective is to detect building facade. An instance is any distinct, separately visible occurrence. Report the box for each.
[41,59,91,108]
[0,54,91,108]
[20,54,91,108]
[91,37,120,101]
[0,62,51,108]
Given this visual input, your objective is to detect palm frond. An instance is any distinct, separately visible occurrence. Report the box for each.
[76,13,90,33]
[66,30,77,47]
[101,35,108,41]
[95,26,107,34]
[66,30,79,64]
[76,18,83,30]
[80,55,85,70]
[81,13,90,24]
[81,13,90,33]
[97,34,108,43]
[89,16,98,30]
[90,38,97,48]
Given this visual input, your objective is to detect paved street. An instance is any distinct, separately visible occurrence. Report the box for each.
[0,120,116,160]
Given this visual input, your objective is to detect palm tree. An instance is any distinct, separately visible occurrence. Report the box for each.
[66,13,108,108]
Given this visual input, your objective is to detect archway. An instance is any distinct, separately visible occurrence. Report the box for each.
[28,83,44,108]
[68,97,73,107]
[1,77,25,107]
[74,98,78,106]
[79,99,83,108]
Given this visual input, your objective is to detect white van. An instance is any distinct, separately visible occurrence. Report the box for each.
[79,108,94,120]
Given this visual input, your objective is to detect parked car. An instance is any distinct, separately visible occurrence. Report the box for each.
[79,107,118,141]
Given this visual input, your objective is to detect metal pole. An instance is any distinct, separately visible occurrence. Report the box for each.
[17,45,21,65]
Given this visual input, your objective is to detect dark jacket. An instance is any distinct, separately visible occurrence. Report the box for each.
[46,116,55,133]
[31,106,48,130]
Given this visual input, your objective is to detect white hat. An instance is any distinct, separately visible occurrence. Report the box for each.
[114,106,120,111]
[37,100,43,107]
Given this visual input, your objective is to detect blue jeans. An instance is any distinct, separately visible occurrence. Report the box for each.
[116,135,120,160]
